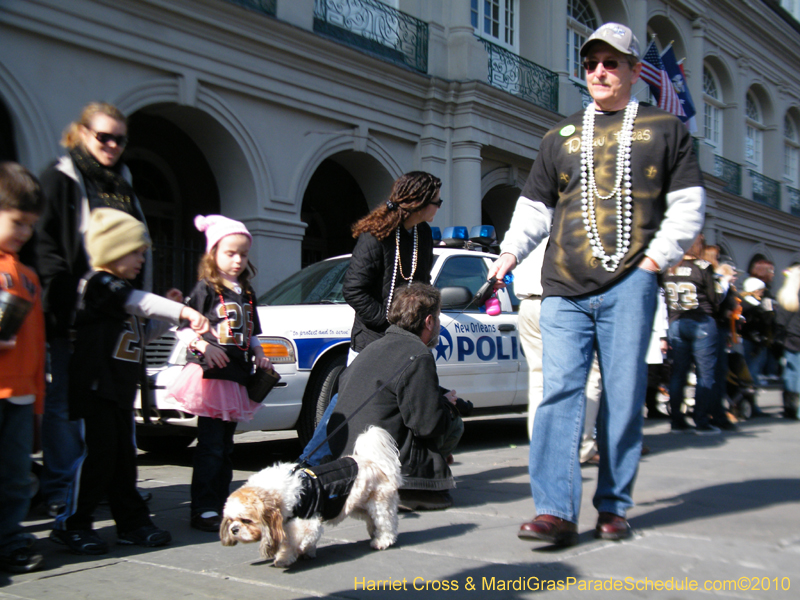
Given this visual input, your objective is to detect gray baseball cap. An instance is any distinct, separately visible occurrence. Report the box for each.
[580,22,641,60]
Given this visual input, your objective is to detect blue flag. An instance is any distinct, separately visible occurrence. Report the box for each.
[660,45,697,132]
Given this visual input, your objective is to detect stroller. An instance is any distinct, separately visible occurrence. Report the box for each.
[725,350,757,420]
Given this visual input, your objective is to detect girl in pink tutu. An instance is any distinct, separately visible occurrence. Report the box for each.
[167,215,271,532]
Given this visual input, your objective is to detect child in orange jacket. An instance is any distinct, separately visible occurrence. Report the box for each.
[0,162,46,574]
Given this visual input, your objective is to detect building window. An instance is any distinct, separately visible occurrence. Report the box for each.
[703,67,723,152]
[472,0,517,50]
[745,91,764,172]
[785,114,799,185]
[566,0,598,82]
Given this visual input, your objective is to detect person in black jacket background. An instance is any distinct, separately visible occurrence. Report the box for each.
[665,235,732,435]
[342,171,441,362]
[775,265,800,419]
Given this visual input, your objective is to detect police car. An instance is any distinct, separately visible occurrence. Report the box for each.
[135,226,528,453]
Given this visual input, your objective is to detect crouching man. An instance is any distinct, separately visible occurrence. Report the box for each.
[327,283,462,511]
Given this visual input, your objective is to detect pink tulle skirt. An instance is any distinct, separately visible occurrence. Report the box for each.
[166,363,261,423]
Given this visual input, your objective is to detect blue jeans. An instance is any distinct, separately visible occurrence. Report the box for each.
[41,338,84,506]
[530,267,657,522]
[668,315,718,428]
[191,417,237,516]
[783,350,800,393]
[712,325,731,420]
[299,393,338,466]
[0,400,36,553]
[743,339,767,386]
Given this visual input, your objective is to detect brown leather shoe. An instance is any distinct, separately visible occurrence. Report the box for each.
[595,512,631,540]
[518,514,578,546]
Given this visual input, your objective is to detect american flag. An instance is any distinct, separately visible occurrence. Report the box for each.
[640,41,686,118]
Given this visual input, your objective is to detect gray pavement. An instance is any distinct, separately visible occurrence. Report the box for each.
[3,389,799,599]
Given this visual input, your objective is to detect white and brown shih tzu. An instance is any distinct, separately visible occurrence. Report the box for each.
[220,426,402,567]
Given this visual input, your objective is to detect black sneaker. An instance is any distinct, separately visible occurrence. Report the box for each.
[117,525,171,547]
[714,419,738,431]
[190,513,222,533]
[0,546,43,573]
[50,529,109,555]
[670,420,694,433]
[694,423,721,436]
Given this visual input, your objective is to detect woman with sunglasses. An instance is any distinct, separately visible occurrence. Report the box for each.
[34,102,153,518]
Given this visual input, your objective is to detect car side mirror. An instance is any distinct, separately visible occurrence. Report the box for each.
[439,286,473,310]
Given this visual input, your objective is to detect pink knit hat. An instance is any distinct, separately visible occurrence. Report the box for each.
[195,214,252,252]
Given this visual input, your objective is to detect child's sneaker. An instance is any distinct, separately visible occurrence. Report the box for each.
[50,529,109,555]
[117,525,171,548]
[0,546,43,573]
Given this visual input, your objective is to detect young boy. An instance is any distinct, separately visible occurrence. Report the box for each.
[0,162,46,573]
[51,208,209,555]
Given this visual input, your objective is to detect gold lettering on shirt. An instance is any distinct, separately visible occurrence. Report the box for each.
[566,129,652,154]
[646,166,658,178]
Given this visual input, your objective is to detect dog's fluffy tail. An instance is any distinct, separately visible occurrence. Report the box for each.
[353,426,403,488]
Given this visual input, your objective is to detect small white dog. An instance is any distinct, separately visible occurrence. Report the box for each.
[220,426,402,567]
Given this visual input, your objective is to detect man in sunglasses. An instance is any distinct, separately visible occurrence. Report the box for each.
[489,23,705,546]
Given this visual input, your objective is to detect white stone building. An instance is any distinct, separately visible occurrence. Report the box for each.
[2,0,799,292]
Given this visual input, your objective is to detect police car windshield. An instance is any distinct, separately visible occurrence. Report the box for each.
[258,257,350,306]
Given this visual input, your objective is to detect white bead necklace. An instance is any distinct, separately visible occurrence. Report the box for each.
[386,225,418,317]
[580,99,638,272]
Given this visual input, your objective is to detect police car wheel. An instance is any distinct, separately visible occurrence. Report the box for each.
[296,354,347,447]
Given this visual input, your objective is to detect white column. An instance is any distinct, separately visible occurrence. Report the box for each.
[450,141,483,229]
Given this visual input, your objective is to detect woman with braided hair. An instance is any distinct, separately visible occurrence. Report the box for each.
[343,171,442,362]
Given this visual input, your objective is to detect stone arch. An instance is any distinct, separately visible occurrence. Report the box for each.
[480,166,526,239]
[290,131,402,215]
[0,62,57,169]
[116,76,272,215]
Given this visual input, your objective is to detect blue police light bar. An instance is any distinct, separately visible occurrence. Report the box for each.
[470,225,497,246]
[441,226,469,247]
[431,226,442,243]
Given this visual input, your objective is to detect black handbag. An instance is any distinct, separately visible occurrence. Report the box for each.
[247,366,281,403]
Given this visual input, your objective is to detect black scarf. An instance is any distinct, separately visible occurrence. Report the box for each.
[69,146,137,216]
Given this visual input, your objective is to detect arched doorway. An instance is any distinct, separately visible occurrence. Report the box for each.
[481,184,521,242]
[300,152,393,267]
[126,110,220,294]
[0,101,16,162]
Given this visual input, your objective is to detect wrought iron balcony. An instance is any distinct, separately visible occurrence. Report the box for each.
[480,39,559,112]
[713,155,742,196]
[788,186,800,217]
[749,170,780,209]
[313,0,428,73]
[223,0,276,17]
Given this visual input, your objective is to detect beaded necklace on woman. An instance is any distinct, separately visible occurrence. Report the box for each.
[385,224,418,317]
[580,98,639,273]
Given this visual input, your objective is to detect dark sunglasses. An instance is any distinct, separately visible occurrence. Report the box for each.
[430,198,444,208]
[583,59,622,72]
[88,129,128,147]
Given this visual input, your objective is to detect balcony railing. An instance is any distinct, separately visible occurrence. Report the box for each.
[481,39,559,112]
[224,0,276,17]
[713,155,742,196]
[750,170,781,209]
[313,0,428,73]
[788,186,800,217]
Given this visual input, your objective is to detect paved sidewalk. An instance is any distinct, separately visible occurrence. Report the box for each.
[3,389,799,599]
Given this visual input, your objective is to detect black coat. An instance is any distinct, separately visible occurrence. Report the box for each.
[775,297,800,353]
[342,224,434,352]
[327,325,454,491]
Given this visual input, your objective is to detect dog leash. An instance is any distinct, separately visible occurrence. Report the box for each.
[298,354,423,466]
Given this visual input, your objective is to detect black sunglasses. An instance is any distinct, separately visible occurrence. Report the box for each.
[583,59,622,72]
[430,198,444,208]
[88,129,128,147]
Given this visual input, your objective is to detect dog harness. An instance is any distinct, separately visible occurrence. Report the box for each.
[291,457,359,520]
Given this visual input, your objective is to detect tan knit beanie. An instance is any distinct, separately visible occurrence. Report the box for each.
[86,208,151,268]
